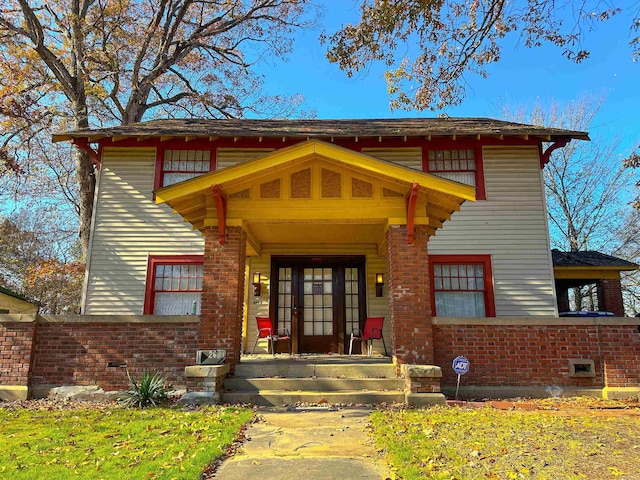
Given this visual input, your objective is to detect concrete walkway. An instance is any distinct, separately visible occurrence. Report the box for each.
[214,407,394,479]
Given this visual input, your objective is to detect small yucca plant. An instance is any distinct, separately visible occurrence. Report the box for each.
[122,370,169,408]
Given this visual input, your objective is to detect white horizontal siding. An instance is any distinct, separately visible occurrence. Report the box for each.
[429,146,557,317]
[84,147,204,314]
[216,148,274,170]
[361,147,422,170]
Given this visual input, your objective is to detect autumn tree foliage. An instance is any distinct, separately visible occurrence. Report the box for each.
[0,213,83,313]
[325,1,639,110]
[0,0,316,257]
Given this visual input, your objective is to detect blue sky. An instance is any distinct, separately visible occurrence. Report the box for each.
[260,2,640,156]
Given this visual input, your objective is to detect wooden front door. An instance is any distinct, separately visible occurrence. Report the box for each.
[271,256,366,354]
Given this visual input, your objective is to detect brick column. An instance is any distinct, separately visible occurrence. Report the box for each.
[386,224,434,365]
[597,278,625,317]
[0,317,37,400]
[199,226,246,370]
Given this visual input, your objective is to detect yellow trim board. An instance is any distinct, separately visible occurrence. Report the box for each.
[602,387,640,400]
[554,266,634,280]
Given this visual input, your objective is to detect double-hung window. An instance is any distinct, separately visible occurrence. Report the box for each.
[144,256,204,315]
[430,255,495,317]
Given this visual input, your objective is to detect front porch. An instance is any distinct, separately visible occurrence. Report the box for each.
[154,141,475,370]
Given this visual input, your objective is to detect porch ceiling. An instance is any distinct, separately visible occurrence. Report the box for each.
[155,140,476,255]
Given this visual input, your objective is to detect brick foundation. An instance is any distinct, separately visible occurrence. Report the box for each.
[199,226,247,370]
[386,224,434,365]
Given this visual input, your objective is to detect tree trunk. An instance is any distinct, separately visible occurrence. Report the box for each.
[75,147,95,259]
[74,98,95,259]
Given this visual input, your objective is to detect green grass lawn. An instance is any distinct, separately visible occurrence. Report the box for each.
[0,403,253,480]
[371,404,640,480]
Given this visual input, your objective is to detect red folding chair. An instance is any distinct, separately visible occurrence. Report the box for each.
[349,316,387,356]
[251,317,291,355]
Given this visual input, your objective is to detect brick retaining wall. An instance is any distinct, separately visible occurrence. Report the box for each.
[433,319,640,388]
[29,316,198,390]
[1,315,639,397]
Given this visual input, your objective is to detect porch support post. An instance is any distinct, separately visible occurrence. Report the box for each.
[386,224,434,366]
[199,226,247,371]
[597,278,625,317]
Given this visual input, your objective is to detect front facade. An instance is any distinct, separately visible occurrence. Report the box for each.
[5,118,640,402]
[69,119,582,363]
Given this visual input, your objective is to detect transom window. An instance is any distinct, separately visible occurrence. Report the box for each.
[144,255,204,315]
[426,146,485,200]
[161,150,212,187]
[431,255,495,317]
[428,149,476,186]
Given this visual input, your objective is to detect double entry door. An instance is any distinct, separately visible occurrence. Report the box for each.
[270,256,366,354]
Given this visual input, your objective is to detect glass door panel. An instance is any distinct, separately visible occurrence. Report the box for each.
[276,267,292,334]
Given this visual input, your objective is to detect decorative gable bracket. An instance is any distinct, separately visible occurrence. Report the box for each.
[211,185,227,245]
[406,182,419,245]
[540,137,571,167]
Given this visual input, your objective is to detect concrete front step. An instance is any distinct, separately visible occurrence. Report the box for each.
[233,363,397,379]
[220,390,406,406]
[223,377,405,392]
[221,359,405,406]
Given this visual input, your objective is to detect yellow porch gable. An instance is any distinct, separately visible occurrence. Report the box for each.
[155,140,475,255]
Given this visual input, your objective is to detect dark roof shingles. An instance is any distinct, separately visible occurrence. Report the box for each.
[552,249,638,268]
[55,117,590,141]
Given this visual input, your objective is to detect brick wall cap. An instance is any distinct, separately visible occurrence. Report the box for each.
[402,365,443,378]
[432,317,640,326]
[185,364,230,378]
[37,314,199,324]
[0,314,38,323]
[0,386,30,401]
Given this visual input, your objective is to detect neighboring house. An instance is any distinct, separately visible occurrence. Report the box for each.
[0,286,38,314]
[552,250,638,315]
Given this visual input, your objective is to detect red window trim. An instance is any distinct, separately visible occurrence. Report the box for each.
[421,141,486,200]
[143,255,205,315]
[429,254,495,317]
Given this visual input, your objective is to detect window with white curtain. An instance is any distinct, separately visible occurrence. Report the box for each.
[427,148,476,187]
[433,262,487,317]
[161,149,212,187]
[152,262,203,315]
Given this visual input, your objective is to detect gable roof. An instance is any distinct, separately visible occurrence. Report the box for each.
[552,250,638,270]
[0,285,32,303]
[53,117,590,143]
[155,140,476,251]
